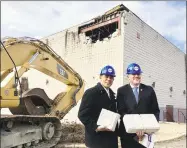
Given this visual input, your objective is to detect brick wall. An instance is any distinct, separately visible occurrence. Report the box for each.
[36,9,186,122]
[122,11,186,109]
[41,21,124,93]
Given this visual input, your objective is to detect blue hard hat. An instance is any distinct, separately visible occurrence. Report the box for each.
[126,63,143,75]
[100,65,116,77]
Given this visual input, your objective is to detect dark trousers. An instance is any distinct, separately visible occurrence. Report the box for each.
[120,136,146,148]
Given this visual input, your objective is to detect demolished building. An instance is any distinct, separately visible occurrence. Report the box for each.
[37,4,186,122]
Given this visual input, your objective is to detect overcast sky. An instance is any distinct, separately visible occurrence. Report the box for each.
[1,1,186,53]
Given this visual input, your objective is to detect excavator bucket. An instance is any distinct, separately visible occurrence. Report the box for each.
[9,88,53,115]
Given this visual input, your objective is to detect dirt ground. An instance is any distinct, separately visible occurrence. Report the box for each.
[154,136,186,148]
[55,136,186,148]
[59,122,85,143]
[55,122,186,148]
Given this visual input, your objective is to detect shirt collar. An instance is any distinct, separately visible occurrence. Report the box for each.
[129,83,140,89]
[97,82,115,96]
[101,84,109,92]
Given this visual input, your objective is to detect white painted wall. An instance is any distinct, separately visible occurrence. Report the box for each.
[40,18,125,122]
[42,21,124,93]
[122,11,186,108]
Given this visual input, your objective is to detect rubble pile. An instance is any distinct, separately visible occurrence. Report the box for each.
[59,121,85,143]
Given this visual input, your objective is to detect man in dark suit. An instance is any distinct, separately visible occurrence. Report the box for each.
[78,65,118,148]
[116,63,160,148]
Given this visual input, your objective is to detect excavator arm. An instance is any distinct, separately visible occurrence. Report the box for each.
[1,37,85,119]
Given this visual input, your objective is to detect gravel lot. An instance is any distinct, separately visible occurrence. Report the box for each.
[55,136,186,148]
[55,122,186,148]
[154,136,186,148]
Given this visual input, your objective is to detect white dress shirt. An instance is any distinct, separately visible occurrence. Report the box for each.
[129,83,140,93]
[103,86,110,98]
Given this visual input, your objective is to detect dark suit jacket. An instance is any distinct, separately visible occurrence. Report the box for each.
[116,83,160,148]
[78,82,118,148]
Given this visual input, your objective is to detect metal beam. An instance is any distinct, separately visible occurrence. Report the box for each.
[80,17,120,33]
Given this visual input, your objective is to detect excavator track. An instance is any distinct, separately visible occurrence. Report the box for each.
[1,115,62,148]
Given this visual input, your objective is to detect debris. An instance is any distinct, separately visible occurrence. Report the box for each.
[59,121,85,143]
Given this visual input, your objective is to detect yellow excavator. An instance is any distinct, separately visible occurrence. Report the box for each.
[0,37,85,148]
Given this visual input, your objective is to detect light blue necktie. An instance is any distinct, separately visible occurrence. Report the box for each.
[133,87,139,103]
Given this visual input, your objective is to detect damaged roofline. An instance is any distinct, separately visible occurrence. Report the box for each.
[42,4,129,40]
[80,17,120,33]
[78,4,128,33]
[77,4,127,43]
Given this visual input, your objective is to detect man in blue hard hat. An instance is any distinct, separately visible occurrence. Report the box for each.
[78,65,118,148]
[116,63,160,148]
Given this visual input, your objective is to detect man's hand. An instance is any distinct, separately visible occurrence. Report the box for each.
[95,125,112,132]
[136,131,144,141]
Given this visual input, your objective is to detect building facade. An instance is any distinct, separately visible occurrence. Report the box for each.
[39,4,186,122]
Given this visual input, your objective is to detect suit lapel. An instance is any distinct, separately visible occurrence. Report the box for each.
[127,84,138,106]
[109,89,115,99]
[138,84,144,104]
[96,83,116,111]
[96,82,113,101]
[125,84,144,112]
